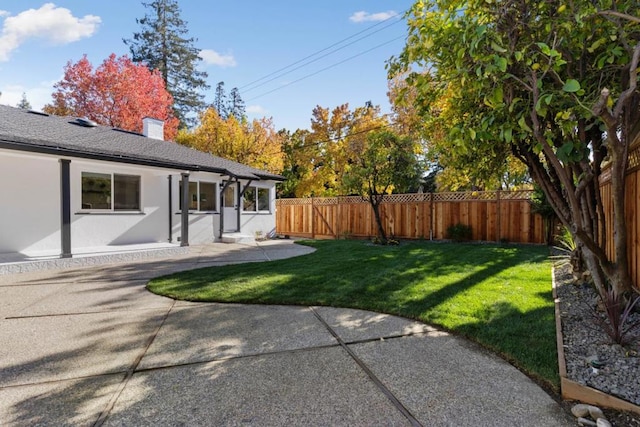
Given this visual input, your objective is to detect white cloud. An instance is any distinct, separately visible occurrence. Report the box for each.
[0,3,101,62]
[0,78,59,110]
[200,49,237,67]
[246,105,267,115]
[349,10,398,23]
[0,10,10,18]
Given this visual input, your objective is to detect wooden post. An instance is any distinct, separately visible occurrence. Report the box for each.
[496,190,501,243]
[311,197,315,239]
[336,196,341,239]
[429,192,434,240]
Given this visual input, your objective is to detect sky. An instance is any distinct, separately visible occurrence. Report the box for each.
[0,1,415,132]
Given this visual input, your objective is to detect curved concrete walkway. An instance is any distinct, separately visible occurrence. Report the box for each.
[0,240,573,426]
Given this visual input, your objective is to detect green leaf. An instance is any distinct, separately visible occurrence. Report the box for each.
[562,79,580,93]
[496,56,508,72]
[518,116,532,132]
[514,51,523,61]
[469,128,476,140]
[492,86,503,106]
[491,41,507,53]
[536,42,551,56]
[504,127,513,143]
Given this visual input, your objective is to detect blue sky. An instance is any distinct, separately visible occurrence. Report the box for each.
[0,1,414,131]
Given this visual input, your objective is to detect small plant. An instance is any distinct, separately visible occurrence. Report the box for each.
[446,223,472,242]
[371,236,399,245]
[594,289,640,345]
[552,226,587,281]
[339,230,353,240]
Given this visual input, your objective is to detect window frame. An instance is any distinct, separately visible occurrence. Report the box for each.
[80,171,142,212]
[242,185,271,213]
[179,180,218,212]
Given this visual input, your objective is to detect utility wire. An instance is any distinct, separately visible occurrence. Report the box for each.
[241,17,404,93]
[239,10,407,92]
[246,35,406,102]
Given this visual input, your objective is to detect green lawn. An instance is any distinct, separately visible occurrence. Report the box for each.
[148,239,559,389]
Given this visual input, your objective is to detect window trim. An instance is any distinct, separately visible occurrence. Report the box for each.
[179,180,218,213]
[242,185,271,213]
[80,171,142,213]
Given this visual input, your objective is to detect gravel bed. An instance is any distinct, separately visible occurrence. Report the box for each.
[555,260,640,425]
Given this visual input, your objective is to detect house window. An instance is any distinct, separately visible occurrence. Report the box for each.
[180,181,217,211]
[243,186,270,212]
[81,172,140,211]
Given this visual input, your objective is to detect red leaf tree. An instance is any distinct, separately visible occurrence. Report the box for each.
[44,54,179,140]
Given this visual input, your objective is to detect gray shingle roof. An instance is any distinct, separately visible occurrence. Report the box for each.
[0,105,284,181]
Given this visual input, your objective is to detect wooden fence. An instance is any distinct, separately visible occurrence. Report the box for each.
[600,142,640,291]
[276,190,548,244]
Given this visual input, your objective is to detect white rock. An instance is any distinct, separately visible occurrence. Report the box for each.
[571,404,590,417]
[577,417,597,427]
[588,405,605,420]
[596,418,612,427]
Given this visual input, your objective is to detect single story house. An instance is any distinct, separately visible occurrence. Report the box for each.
[0,104,284,259]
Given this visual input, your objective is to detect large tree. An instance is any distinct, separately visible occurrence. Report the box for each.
[44,54,179,140]
[124,0,209,126]
[343,129,422,243]
[176,108,283,174]
[17,93,32,110]
[390,1,639,297]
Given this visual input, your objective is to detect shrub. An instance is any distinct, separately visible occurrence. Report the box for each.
[595,290,640,346]
[446,223,472,242]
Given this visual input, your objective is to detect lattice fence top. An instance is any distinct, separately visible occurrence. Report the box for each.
[313,197,340,205]
[277,198,312,206]
[277,190,535,205]
[630,144,640,171]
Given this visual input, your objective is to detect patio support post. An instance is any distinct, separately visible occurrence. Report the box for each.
[60,159,72,258]
[180,173,189,247]
[236,182,241,232]
[168,175,173,243]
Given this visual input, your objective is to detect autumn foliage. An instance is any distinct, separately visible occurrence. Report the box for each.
[176,108,284,174]
[44,54,179,140]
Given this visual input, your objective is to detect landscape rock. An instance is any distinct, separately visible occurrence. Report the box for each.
[588,405,605,420]
[572,404,591,418]
[577,417,597,426]
[596,418,612,427]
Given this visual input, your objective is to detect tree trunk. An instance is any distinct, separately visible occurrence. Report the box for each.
[369,195,387,244]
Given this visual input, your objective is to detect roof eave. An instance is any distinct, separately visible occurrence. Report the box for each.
[0,137,229,175]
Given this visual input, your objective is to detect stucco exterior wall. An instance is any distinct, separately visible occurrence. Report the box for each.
[70,159,170,248]
[0,150,61,255]
[240,182,278,239]
[0,149,279,255]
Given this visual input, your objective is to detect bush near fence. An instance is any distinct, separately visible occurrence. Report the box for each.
[275,190,548,244]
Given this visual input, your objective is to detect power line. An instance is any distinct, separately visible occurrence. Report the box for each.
[241,18,405,94]
[239,10,407,92]
[246,35,406,102]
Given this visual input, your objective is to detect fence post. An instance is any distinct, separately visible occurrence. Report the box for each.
[496,190,502,242]
[429,192,434,240]
[311,197,315,239]
[336,196,341,239]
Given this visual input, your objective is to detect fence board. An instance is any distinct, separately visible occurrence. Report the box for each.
[276,190,546,244]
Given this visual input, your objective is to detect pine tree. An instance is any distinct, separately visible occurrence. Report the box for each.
[212,81,227,119]
[124,0,209,127]
[17,92,32,110]
[228,87,246,120]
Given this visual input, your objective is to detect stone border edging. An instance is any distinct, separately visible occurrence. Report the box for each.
[552,266,640,416]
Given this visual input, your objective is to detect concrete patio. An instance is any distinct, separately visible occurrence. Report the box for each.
[0,240,574,426]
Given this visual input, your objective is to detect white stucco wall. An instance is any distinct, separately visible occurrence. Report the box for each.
[240,182,277,238]
[170,176,278,242]
[0,150,61,255]
[70,160,171,248]
[0,148,279,254]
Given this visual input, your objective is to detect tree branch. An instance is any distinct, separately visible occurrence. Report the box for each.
[598,10,640,24]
